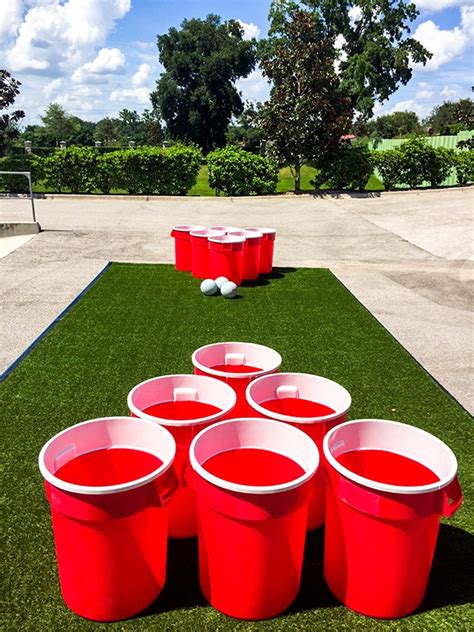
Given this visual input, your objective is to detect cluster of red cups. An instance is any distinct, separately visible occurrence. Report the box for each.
[39,341,463,623]
[170,225,277,283]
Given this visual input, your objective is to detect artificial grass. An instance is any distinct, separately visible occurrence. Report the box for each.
[1,264,473,632]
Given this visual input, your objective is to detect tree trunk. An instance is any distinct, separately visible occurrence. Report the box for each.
[294,163,301,193]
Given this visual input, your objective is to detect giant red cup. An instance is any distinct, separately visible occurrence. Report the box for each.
[190,417,319,620]
[171,225,205,271]
[209,225,241,233]
[190,229,225,279]
[127,374,236,538]
[245,227,276,274]
[228,229,263,281]
[246,372,351,530]
[38,417,177,621]
[192,341,282,417]
[208,234,245,284]
[323,419,463,619]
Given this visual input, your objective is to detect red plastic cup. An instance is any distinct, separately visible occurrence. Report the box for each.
[323,419,463,619]
[208,234,245,284]
[228,229,263,281]
[192,341,282,417]
[245,227,276,274]
[209,225,241,233]
[38,417,178,622]
[171,225,206,272]
[127,374,236,538]
[246,372,351,530]
[190,417,319,620]
[190,229,225,279]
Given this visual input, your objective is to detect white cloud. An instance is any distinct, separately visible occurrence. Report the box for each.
[461,5,474,37]
[415,0,471,10]
[416,82,434,99]
[236,68,269,102]
[6,0,131,74]
[42,77,62,99]
[390,99,431,118]
[72,47,125,83]
[110,87,150,104]
[413,20,469,70]
[237,20,260,40]
[132,63,151,87]
[348,6,362,23]
[441,85,459,99]
[0,0,23,39]
[135,40,155,50]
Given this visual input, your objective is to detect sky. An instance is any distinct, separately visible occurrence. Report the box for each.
[1,0,473,127]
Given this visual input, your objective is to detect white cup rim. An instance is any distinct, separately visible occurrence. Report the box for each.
[192,342,282,380]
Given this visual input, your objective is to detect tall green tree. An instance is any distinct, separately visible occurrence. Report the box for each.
[94,117,122,145]
[0,70,25,153]
[366,111,422,139]
[226,101,264,152]
[425,99,474,135]
[259,0,431,191]
[40,103,79,146]
[151,15,256,152]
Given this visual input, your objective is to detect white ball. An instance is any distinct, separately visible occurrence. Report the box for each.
[215,276,229,289]
[200,279,218,296]
[221,281,238,298]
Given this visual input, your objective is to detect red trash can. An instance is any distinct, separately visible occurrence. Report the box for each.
[246,372,351,530]
[171,225,205,271]
[192,341,282,417]
[245,227,276,274]
[228,229,263,281]
[323,419,463,619]
[190,229,225,279]
[208,234,245,284]
[38,417,178,621]
[127,374,236,538]
[190,417,319,620]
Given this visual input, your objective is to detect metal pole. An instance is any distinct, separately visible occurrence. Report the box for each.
[28,172,36,222]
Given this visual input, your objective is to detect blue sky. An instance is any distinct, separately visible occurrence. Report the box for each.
[1,1,473,126]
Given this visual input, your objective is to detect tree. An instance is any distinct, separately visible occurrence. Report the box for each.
[94,117,122,145]
[226,101,264,152]
[258,8,354,191]
[118,109,146,144]
[151,14,256,152]
[40,103,79,146]
[69,117,96,145]
[142,109,164,145]
[0,70,25,153]
[366,111,422,139]
[425,99,474,135]
[258,0,431,190]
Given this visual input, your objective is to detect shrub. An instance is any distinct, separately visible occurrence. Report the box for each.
[93,152,119,194]
[43,147,97,193]
[0,154,44,193]
[207,146,278,196]
[398,137,454,188]
[311,143,374,190]
[454,150,474,186]
[164,144,203,194]
[372,150,402,190]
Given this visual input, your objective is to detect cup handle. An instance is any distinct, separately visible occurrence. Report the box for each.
[442,476,463,517]
[157,465,179,507]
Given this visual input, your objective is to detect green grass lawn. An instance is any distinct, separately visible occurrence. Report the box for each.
[2,264,473,631]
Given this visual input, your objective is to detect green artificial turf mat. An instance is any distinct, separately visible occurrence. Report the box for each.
[1,263,473,631]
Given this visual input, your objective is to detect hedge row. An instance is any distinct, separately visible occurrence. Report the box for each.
[0,145,203,194]
[0,139,472,195]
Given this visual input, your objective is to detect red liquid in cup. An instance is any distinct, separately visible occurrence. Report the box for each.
[260,397,335,417]
[337,449,440,486]
[211,364,262,374]
[203,448,305,486]
[143,401,221,420]
[54,448,163,486]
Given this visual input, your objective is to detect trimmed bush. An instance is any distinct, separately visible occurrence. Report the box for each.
[454,151,474,186]
[311,144,374,190]
[372,150,402,190]
[93,152,119,194]
[207,146,278,196]
[0,154,44,193]
[43,147,97,193]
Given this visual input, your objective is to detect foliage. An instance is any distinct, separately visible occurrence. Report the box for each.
[457,136,474,150]
[42,146,98,193]
[454,151,474,186]
[226,102,264,153]
[366,111,422,139]
[311,142,374,190]
[40,103,81,147]
[0,154,43,193]
[258,8,353,192]
[425,99,474,135]
[93,152,119,194]
[151,15,256,153]
[372,149,403,191]
[0,70,25,153]
[207,145,278,195]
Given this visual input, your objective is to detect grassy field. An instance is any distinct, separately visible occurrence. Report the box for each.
[2,264,473,631]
